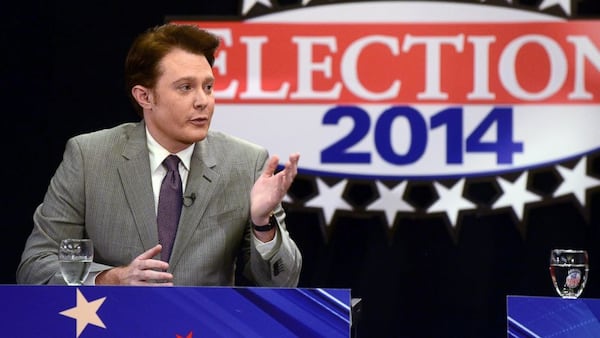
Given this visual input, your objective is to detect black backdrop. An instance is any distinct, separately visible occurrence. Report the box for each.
[5,1,600,337]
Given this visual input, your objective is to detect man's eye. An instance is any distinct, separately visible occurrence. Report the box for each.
[205,83,214,92]
[180,84,192,91]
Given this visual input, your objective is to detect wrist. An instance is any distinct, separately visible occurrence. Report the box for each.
[95,270,110,285]
[95,268,119,285]
[252,213,276,232]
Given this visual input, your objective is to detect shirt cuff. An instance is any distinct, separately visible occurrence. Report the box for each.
[253,229,279,260]
[84,271,100,285]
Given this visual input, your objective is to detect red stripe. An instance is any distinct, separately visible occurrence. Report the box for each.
[173,21,600,104]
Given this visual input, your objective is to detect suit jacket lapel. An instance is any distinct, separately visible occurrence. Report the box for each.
[117,122,159,252]
[170,136,221,268]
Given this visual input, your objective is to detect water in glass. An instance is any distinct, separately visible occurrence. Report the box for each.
[549,249,589,299]
[59,239,93,286]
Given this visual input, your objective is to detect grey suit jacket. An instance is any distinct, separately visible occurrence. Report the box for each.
[17,121,302,286]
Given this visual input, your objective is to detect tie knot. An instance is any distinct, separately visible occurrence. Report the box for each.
[163,155,180,172]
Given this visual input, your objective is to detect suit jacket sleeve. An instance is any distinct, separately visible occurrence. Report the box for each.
[16,136,116,284]
[247,205,303,287]
[243,150,302,287]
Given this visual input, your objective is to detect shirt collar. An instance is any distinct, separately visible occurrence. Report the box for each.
[146,127,194,173]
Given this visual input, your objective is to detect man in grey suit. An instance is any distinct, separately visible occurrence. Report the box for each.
[17,24,302,287]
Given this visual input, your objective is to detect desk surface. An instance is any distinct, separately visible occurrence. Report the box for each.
[507,295,600,337]
[0,285,350,338]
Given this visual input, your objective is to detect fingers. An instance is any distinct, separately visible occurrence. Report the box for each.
[126,244,173,285]
[281,153,299,183]
[135,269,173,285]
[268,153,299,177]
[137,244,163,260]
[289,152,300,164]
[263,155,280,177]
[134,255,169,272]
[286,152,300,173]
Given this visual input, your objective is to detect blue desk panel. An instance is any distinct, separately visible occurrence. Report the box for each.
[0,285,350,338]
[507,295,600,338]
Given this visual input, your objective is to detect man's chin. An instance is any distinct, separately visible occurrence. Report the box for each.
[187,130,208,143]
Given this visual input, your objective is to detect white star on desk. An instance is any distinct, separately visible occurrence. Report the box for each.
[554,157,600,206]
[539,0,572,16]
[305,178,352,224]
[242,0,272,15]
[493,172,541,221]
[59,288,107,338]
[367,181,414,228]
[428,179,476,227]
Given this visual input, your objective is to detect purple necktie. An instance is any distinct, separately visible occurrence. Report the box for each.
[157,155,182,261]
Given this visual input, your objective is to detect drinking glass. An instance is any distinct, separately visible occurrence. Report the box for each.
[549,249,589,299]
[58,239,93,286]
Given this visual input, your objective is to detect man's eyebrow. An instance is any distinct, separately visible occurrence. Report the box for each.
[173,76,215,84]
[173,76,197,84]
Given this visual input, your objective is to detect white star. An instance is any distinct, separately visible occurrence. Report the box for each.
[539,0,572,16]
[283,193,292,203]
[242,0,272,15]
[554,157,600,206]
[367,181,414,228]
[428,179,476,227]
[305,178,352,225]
[493,172,541,221]
[60,288,107,338]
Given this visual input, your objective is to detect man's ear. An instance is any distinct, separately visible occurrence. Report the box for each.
[131,85,153,110]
